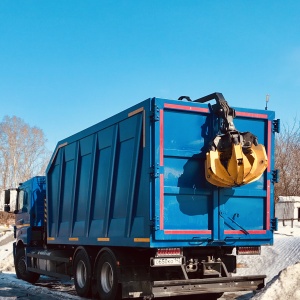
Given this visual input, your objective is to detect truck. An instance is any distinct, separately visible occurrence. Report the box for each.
[2,92,279,299]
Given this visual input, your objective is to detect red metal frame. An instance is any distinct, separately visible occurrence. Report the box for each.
[164,103,209,114]
[159,104,211,235]
[159,104,272,236]
[236,111,268,119]
[164,230,212,235]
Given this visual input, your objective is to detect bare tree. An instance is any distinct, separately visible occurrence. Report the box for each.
[0,116,51,190]
[275,119,300,202]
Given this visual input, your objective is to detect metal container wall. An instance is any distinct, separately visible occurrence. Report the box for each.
[153,99,276,248]
[46,100,151,247]
[46,97,276,248]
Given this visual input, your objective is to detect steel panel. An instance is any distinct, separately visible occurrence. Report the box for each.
[46,100,151,246]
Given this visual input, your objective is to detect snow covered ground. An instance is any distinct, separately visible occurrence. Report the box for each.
[235,221,300,300]
[1,222,300,299]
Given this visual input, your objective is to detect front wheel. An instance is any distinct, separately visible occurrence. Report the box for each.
[15,248,40,283]
[95,251,120,300]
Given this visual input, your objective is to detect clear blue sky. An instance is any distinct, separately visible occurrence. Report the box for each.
[1,1,299,151]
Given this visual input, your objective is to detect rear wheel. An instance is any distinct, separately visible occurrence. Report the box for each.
[15,248,40,283]
[96,251,120,300]
[73,249,92,297]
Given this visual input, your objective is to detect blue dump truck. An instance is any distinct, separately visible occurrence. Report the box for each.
[2,93,279,299]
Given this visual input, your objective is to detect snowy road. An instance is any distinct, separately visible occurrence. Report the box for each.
[236,232,300,283]
[0,273,82,299]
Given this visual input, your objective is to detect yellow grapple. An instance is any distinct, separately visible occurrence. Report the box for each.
[205,142,268,187]
[181,93,268,188]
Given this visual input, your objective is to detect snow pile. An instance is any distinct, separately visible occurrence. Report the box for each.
[236,221,300,284]
[235,221,300,299]
[251,222,300,300]
[0,226,14,272]
[275,220,300,237]
[252,262,300,300]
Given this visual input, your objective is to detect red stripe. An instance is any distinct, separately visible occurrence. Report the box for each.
[164,230,212,235]
[266,180,270,230]
[160,109,164,166]
[160,174,164,230]
[266,121,271,230]
[267,121,271,172]
[224,230,267,235]
[159,110,164,230]
[164,103,209,113]
[236,111,268,119]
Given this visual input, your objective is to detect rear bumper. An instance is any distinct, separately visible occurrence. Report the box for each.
[151,275,265,297]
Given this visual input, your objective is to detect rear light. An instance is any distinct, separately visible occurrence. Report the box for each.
[237,246,261,255]
[156,248,182,257]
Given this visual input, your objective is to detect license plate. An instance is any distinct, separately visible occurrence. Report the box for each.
[152,257,182,266]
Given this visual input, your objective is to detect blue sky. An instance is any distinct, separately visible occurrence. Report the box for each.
[1,1,299,151]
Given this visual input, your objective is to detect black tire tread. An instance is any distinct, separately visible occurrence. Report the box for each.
[96,251,120,300]
[15,248,40,284]
[73,249,92,297]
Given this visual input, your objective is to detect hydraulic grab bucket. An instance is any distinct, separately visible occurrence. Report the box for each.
[205,133,268,187]
[179,93,268,187]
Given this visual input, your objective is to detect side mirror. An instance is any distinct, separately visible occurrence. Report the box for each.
[3,189,18,213]
[4,190,10,205]
[0,190,10,212]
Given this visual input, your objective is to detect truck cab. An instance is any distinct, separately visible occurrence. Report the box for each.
[5,176,46,246]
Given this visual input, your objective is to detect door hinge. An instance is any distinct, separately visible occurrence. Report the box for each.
[150,164,159,178]
[150,217,160,231]
[151,104,160,122]
[271,218,278,231]
[273,119,280,133]
[272,169,280,183]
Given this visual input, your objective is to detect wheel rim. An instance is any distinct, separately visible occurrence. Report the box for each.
[100,262,113,293]
[76,260,87,288]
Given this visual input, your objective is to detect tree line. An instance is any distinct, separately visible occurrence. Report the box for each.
[274,120,300,201]
[0,114,299,201]
[0,116,50,190]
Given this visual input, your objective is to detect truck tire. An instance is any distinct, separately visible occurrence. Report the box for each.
[15,248,40,284]
[73,249,92,297]
[95,251,120,300]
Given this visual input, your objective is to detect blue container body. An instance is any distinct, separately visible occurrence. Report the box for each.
[46,97,276,248]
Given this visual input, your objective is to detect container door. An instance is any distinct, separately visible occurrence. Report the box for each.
[153,99,214,243]
[219,112,275,244]
[153,99,275,246]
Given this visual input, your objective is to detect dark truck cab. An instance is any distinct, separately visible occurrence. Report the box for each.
[4,177,46,282]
